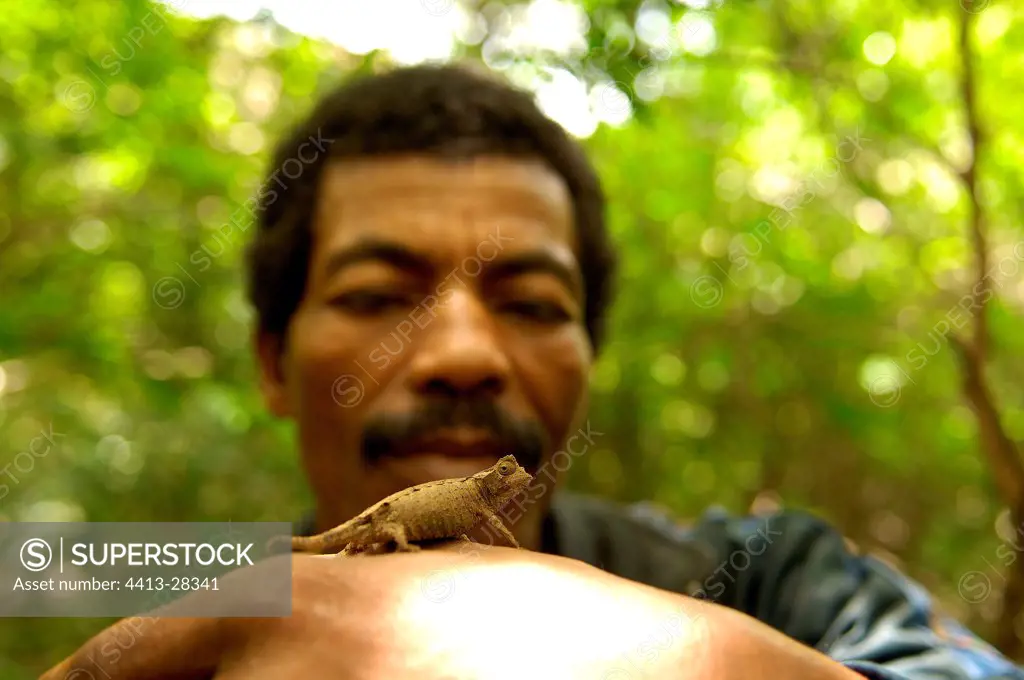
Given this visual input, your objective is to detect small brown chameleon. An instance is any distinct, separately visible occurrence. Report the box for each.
[290,454,534,555]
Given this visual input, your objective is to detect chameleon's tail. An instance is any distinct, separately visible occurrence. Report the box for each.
[262,533,345,555]
[289,519,367,554]
[290,535,329,553]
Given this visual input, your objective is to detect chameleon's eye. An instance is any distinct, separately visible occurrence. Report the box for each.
[498,462,512,475]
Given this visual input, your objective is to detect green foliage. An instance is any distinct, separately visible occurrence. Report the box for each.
[1,0,1023,674]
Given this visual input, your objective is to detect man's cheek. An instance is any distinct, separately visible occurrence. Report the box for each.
[290,350,366,414]
[289,317,381,408]
[326,372,368,411]
[534,333,590,439]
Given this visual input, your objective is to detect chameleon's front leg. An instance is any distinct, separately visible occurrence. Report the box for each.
[379,522,421,552]
[484,513,520,548]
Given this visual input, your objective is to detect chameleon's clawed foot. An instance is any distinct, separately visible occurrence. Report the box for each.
[396,542,422,552]
[484,513,520,549]
[459,534,472,543]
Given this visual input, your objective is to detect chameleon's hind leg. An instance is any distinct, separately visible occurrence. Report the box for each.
[336,542,385,557]
[336,543,367,557]
[379,522,421,552]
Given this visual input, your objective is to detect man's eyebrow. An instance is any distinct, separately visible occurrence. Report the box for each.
[486,250,582,297]
[322,239,434,278]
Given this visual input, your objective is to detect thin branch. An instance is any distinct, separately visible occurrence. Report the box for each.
[951,9,1024,654]
[950,3,1023,505]
[950,336,1024,504]
[959,0,989,355]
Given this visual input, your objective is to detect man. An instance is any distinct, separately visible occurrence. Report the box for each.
[43,63,1023,679]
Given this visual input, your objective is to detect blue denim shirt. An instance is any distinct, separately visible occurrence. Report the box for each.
[543,492,1024,680]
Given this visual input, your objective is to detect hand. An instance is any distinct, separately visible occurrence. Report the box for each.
[40,543,862,680]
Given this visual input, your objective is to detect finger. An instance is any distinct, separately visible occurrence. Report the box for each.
[39,615,226,680]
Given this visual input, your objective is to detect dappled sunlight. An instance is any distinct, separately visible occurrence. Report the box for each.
[535,68,599,138]
[5,0,1024,672]
[862,31,898,66]
[897,17,955,69]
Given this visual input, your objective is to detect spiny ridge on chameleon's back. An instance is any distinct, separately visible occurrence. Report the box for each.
[362,476,472,515]
[394,476,482,511]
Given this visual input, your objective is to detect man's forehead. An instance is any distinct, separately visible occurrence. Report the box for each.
[311,155,578,253]
[316,156,572,215]
[317,153,568,187]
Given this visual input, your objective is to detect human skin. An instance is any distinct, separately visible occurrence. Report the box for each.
[40,545,865,680]
[41,155,864,679]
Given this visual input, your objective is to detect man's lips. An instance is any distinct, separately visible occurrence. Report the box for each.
[373,430,507,486]
[388,429,505,460]
[375,452,500,490]
[373,432,506,488]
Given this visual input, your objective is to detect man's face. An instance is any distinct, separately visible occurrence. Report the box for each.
[255,154,593,544]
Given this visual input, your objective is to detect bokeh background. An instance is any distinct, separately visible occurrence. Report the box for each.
[2,0,1023,675]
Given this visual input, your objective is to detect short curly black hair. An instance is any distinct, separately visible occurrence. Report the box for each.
[245,62,617,354]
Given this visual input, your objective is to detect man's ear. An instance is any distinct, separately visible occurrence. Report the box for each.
[255,328,291,418]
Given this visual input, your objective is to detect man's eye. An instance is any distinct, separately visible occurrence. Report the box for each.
[501,301,571,323]
[331,291,410,314]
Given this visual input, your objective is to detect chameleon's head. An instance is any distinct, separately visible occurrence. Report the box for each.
[479,455,533,508]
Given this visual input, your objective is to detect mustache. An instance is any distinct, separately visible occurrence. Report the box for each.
[361,398,548,472]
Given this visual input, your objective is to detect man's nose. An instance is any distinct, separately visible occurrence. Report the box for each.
[405,288,511,399]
